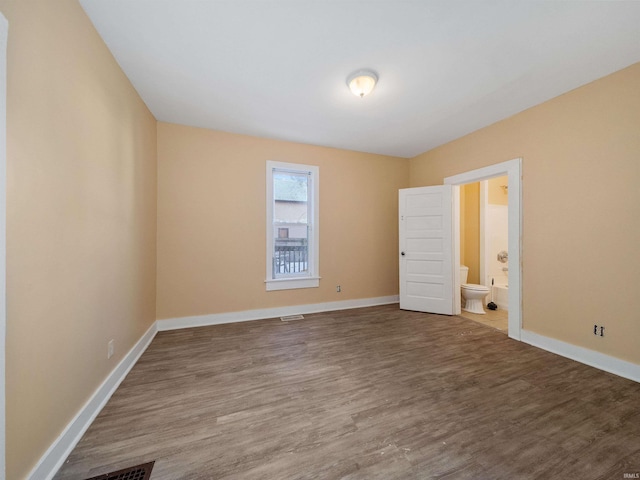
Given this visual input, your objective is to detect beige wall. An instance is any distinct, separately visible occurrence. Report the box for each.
[410,62,640,365]
[157,122,409,320]
[461,183,480,284]
[1,1,158,478]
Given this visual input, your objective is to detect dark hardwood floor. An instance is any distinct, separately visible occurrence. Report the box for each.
[54,305,640,479]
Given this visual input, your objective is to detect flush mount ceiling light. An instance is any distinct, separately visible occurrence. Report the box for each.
[346,69,378,98]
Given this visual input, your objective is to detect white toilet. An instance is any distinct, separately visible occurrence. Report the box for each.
[460,265,490,314]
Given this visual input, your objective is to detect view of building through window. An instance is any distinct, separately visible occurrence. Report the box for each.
[272,171,309,276]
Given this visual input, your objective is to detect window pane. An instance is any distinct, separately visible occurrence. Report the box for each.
[273,171,308,224]
[273,225,309,276]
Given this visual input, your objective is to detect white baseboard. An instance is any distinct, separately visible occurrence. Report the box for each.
[521,329,640,383]
[157,295,400,331]
[29,322,158,480]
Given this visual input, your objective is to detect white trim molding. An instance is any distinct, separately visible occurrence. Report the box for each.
[521,329,640,383]
[0,12,8,479]
[28,323,158,480]
[265,276,321,291]
[157,295,399,331]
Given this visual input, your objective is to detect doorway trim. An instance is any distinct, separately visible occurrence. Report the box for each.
[444,158,522,341]
[0,11,8,477]
[479,180,488,289]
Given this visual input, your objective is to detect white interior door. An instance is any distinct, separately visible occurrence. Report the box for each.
[399,185,454,315]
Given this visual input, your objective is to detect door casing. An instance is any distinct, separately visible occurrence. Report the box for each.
[0,11,8,477]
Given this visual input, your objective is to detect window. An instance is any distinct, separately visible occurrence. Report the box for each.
[266,161,319,291]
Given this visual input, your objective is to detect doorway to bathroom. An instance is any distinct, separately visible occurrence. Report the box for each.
[444,158,522,341]
[457,176,509,333]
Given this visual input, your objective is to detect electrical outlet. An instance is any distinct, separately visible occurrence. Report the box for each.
[336,285,341,293]
[593,325,605,337]
[107,339,114,359]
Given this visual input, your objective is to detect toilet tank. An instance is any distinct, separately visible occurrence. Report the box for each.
[460,265,469,284]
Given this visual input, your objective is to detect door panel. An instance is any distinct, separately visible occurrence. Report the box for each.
[399,185,454,314]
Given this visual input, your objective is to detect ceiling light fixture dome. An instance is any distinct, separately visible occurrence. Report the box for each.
[346,69,378,98]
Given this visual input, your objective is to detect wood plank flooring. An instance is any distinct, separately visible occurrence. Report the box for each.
[54,305,640,479]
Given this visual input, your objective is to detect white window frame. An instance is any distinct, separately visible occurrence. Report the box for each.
[266,161,320,291]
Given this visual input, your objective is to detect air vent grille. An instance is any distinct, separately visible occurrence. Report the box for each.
[85,461,154,480]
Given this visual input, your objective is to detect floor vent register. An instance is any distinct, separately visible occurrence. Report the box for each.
[85,461,154,480]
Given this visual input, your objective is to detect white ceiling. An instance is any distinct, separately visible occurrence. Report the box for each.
[80,0,640,158]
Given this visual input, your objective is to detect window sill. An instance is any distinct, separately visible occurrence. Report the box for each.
[265,277,321,291]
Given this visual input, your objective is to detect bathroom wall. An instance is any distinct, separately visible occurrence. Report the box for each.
[409,61,640,366]
[485,203,508,286]
[461,182,480,284]
[1,1,158,478]
[485,175,509,286]
[461,176,508,288]
[488,175,508,206]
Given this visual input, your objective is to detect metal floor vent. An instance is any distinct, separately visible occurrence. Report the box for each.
[85,461,154,480]
[281,314,304,322]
